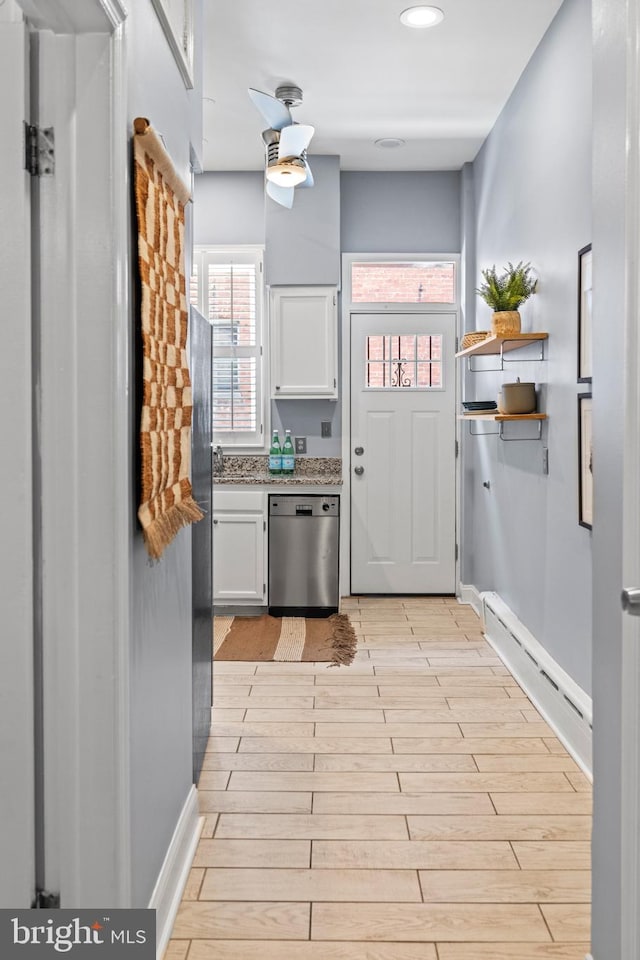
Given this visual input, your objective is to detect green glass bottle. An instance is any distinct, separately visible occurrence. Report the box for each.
[282,429,295,475]
[269,429,282,475]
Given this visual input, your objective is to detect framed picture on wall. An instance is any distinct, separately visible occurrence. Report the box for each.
[578,393,593,529]
[578,243,592,382]
[151,0,194,89]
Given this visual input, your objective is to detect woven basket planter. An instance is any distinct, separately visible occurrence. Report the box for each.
[461,330,489,350]
[491,310,521,336]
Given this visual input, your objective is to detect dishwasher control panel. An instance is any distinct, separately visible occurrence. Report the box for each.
[269,497,339,517]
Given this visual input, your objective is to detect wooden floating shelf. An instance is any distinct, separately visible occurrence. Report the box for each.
[456,333,549,359]
[458,413,547,422]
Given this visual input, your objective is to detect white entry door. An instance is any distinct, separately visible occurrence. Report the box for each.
[350,313,456,594]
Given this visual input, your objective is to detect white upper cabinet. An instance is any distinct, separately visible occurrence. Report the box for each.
[270,286,338,399]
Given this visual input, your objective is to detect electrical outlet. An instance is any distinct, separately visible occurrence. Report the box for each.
[295,436,307,454]
[321,421,332,438]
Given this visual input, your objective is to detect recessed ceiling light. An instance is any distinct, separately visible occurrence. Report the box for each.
[400,5,444,28]
[375,138,406,149]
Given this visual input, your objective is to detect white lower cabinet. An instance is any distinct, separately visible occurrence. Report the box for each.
[213,490,267,605]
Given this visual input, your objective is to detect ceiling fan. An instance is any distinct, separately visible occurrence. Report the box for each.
[248,84,314,209]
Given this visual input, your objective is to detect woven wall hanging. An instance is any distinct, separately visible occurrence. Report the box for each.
[133,117,203,558]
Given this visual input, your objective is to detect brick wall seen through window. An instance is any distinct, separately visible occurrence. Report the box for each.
[352,261,455,303]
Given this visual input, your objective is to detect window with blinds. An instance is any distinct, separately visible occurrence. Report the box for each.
[191,248,264,447]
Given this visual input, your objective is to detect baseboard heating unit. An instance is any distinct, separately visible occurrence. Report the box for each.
[480,591,592,777]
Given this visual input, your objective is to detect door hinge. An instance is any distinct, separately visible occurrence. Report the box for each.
[455,543,459,561]
[263,520,266,531]
[455,336,459,351]
[25,123,55,177]
[263,583,266,594]
[333,293,337,306]
[34,889,60,909]
[455,439,459,458]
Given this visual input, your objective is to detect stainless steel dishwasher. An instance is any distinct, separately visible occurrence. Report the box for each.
[268,494,340,617]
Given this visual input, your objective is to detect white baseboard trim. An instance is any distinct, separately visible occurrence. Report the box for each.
[480,590,593,778]
[149,785,203,959]
[457,583,484,618]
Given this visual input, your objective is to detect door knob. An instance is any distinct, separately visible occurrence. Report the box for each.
[354,466,364,476]
[622,587,640,615]
[354,446,364,456]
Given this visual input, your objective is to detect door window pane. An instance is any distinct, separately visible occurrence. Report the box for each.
[366,335,443,389]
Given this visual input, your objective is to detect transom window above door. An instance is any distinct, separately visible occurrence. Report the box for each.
[351,261,456,304]
[366,334,443,389]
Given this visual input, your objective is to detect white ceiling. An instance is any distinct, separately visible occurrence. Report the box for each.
[202,0,563,172]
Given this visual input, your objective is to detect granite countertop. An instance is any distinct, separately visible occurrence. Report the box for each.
[213,455,343,486]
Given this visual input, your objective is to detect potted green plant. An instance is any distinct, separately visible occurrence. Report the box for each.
[476,261,537,336]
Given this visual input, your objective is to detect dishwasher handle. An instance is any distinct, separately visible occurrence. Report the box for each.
[295,505,313,515]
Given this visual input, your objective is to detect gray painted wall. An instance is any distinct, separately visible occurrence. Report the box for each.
[272,400,341,457]
[194,172,265,245]
[128,0,202,907]
[591,0,627,952]
[265,156,341,285]
[194,170,462,257]
[459,163,477,597]
[464,0,593,693]
[340,171,461,253]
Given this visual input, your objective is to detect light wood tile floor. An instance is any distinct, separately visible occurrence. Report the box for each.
[166,597,592,959]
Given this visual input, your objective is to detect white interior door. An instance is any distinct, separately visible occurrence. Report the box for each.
[0,3,36,907]
[350,313,456,594]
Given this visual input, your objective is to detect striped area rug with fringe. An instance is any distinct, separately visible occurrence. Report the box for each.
[213,614,357,666]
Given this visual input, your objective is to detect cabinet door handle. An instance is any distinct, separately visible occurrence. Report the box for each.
[213,519,218,525]
[275,385,280,390]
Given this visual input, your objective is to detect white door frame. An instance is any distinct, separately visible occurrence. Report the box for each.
[340,252,462,598]
[0,0,35,908]
[16,0,132,905]
[620,0,640,949]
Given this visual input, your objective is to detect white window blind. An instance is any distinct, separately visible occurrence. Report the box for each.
[191,248,264,447]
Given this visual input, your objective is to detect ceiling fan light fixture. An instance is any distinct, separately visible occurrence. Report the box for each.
[266,159,308,187]
[375,137,406,149]
[400,5,444,28]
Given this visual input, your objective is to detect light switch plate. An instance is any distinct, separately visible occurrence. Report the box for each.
[295,436,307,454]
[321,421,332,438]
